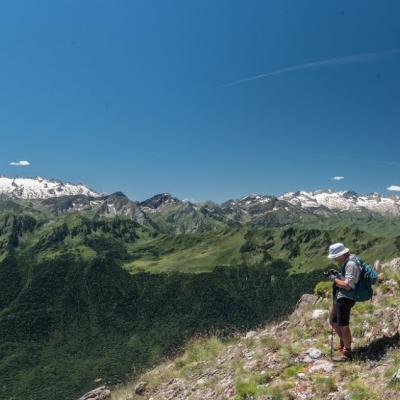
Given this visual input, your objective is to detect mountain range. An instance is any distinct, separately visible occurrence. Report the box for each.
[1,176,400,223]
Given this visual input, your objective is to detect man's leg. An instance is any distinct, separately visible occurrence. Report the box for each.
[340,325,352,350]
[338,299,355,351]
[329,306,344,348]
[333,299,355,361]
[332,323,343,343]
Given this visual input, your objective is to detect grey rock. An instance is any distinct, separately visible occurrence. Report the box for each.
[291,294,320,319]
[277,320,292,331]
[327,392,347,400]
[382,258,400,270]
[78,386,111,400]
[391,368,400,382]
[306,347,322,359]
[309,360,334,373]
[312,309,328,319]
[134,381,147,395]
[245,330,258,339]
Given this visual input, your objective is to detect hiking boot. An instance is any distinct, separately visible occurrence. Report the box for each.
[333,348,353,362]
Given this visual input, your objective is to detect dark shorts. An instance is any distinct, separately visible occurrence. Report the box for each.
[331,297,355,327]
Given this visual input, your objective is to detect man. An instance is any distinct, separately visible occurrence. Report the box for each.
[327,243,361,361]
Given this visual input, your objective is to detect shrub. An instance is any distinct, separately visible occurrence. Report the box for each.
[314,281,332,298]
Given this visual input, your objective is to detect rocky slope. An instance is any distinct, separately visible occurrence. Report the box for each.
[107,258,400,400]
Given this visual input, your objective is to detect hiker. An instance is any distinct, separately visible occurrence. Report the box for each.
[327,243,361,361]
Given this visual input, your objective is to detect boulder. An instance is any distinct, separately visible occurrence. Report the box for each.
[291,294,320,318]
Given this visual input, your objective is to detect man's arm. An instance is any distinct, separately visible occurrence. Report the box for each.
[334,261,360,290]
[333,277,352,290]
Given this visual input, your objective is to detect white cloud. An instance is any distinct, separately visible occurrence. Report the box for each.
[9,160,30,166]
[332,176,344,181]
[387,185,400,192]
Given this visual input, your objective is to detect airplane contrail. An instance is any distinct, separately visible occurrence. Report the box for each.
[307,153,400,168]
[218,48,400,88]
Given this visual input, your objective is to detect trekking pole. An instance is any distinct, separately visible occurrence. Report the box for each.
[330,325,333,361]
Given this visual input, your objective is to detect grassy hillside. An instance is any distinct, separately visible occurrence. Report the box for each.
[123,224,399,273]
[112,263,400,400]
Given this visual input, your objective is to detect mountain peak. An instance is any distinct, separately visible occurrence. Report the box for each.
[106,191,128,199]
[240,193,263,201]
[0,175,100,199]
[139,192,181,210]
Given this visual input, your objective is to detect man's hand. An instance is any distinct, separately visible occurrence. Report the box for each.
[325,268,339,282]
[328,273,337,282]
[334,278,352,290]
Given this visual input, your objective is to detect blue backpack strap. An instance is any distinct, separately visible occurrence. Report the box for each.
[342,255,363,278]
[349,255,365,278]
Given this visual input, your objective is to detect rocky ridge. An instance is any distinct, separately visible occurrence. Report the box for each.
[103,258,400,400]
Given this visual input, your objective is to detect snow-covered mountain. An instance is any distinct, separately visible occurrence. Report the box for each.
[222,189,400,216]
[0,176,100,199]
[1,175,400,218]
[277,189,400,215]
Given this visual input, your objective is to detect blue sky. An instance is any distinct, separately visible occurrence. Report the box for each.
[1,0,399,202]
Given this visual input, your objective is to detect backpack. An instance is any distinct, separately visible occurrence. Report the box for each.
[351,256,378,302]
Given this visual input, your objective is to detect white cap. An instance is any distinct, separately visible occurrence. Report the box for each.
[327,243,350,259]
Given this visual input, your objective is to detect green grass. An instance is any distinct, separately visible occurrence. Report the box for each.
[347,378,380,400]
[174,336,224,370]
[123,228,246,273]
[235,372,271,399]
[313,375,337,396]
[281,364,306,379]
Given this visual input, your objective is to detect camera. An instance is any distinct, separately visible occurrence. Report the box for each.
[323,268,340,278]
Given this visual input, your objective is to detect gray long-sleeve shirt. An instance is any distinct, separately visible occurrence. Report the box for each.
[336,255,361,300]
